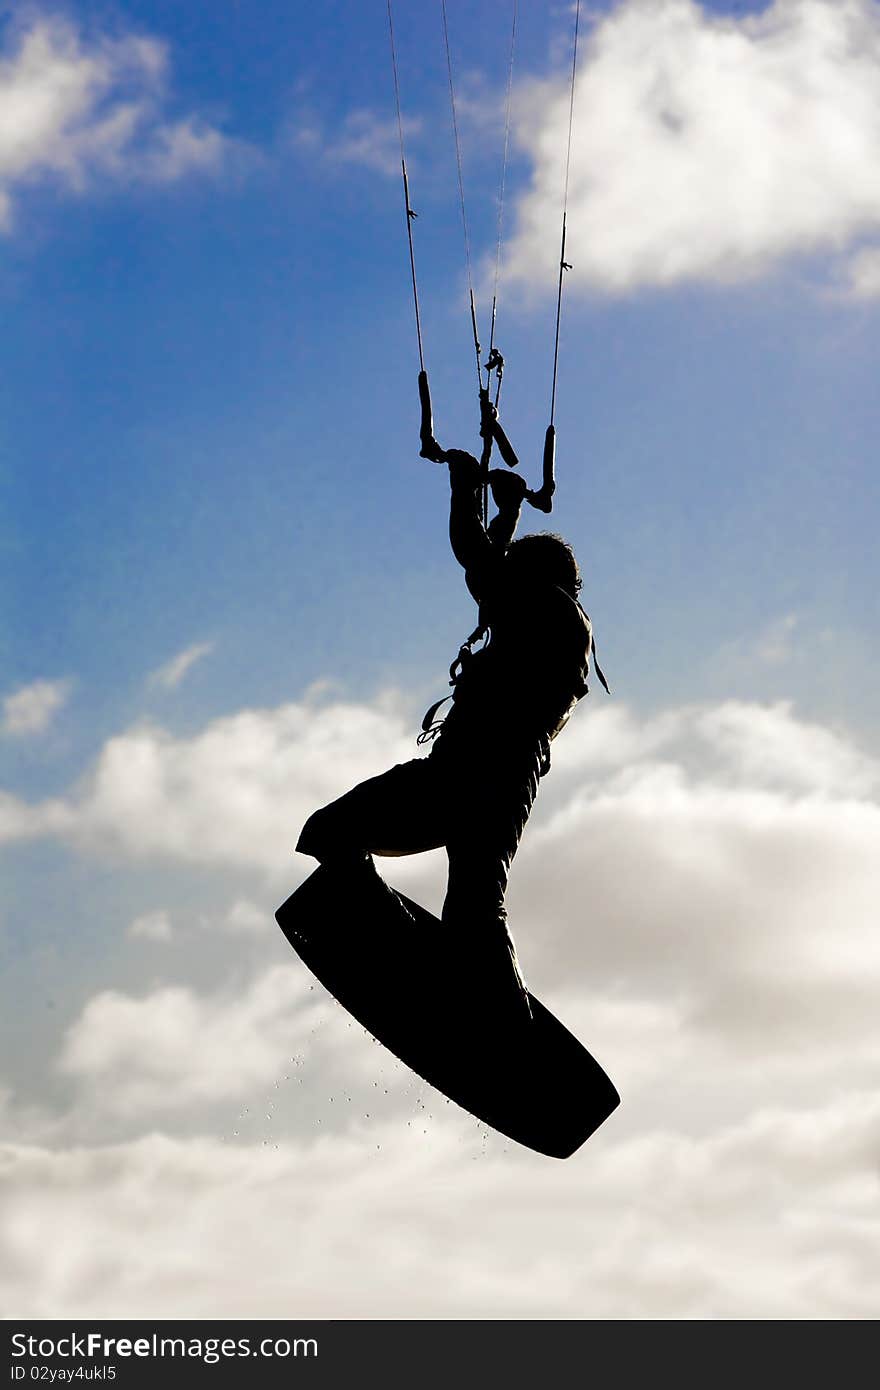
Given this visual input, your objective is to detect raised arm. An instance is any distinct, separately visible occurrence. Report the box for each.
[445,452,527,602]
[487,468,528,548]
[446,450,494,601]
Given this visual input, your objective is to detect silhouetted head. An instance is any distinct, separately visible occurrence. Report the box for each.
[505,532,582,597]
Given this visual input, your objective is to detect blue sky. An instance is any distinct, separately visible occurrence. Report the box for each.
[2,0,880,1320]
[2,0,878,759]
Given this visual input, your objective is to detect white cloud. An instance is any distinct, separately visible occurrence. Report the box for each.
[1,677,71,736]
[215,898,269,935]
[3,687,879,1061]
[838,243,880,298]
[753,612,799,666]
[141,119,228,183]
[326,109,415,177]
[4,688,880,1317]
[0,14,237,230]
[2,1089,879,1318]
[504,0,880,294]
[41,690,880,1117]
[512,702,880,1033]
[127,909,173,942]
[129,897,271,942]
[519,764,880,1045]
[538,696,879,797]
[0,689,417,860]
[294,108,420,178]
[66,693,415,873]
[693,699,878,796]
[0,789,72,841]
[1,692,877,921]
[148,641,214,691]
[58,965,325,1115]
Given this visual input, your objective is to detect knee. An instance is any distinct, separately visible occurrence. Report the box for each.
[296,802,368,866]
[296,806,336,861]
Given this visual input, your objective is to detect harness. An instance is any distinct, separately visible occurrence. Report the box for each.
[416,603,610,749]
[417,618,488,746]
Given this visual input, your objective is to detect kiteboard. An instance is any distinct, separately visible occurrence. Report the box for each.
[276,863,619,1158]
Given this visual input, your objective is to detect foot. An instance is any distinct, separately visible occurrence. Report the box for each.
[460,928,533,1024]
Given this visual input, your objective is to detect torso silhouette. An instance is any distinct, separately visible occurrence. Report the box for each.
[435,574,592,776]
[433,451,593,777]
[295,449,594,1012]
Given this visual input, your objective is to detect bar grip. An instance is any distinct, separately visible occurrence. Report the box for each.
[492,418,519,469]
[526,425,556,513]
[418,370,445,462]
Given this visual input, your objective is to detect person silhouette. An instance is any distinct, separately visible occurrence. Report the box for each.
[296,448,606,1017]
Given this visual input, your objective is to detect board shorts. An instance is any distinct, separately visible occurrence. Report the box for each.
[297,741,541,940]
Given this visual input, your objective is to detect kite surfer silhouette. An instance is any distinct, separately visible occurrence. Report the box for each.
[277,0,620,1157]
[296,437,608,1018]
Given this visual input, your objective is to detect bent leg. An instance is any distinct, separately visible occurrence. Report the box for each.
[442,760,540,1013]
[442,756,539,924]
[444,836,532,1016]
[297,759,448,866]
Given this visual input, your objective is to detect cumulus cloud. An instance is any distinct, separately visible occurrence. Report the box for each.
[1,677,71,736]
[2,1090,879,1318]
[0,13,238,230]
[294,108,420,178]
[509,699,880,1061]
[838,243,880,298]
[692,700,878,795]
[61,693,414,872]
[58,966,325,1116]
[0,789,72,842]
[4,688,880,1316]
[752,612,800,667]
[127,909,173,942]
[212,898,270,935]
[504,0,880,294]
[147,641,214,692]
[0,690,417,862]
[128,897,271,943]
[1,688,877,900]
[38,690,880,1109]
